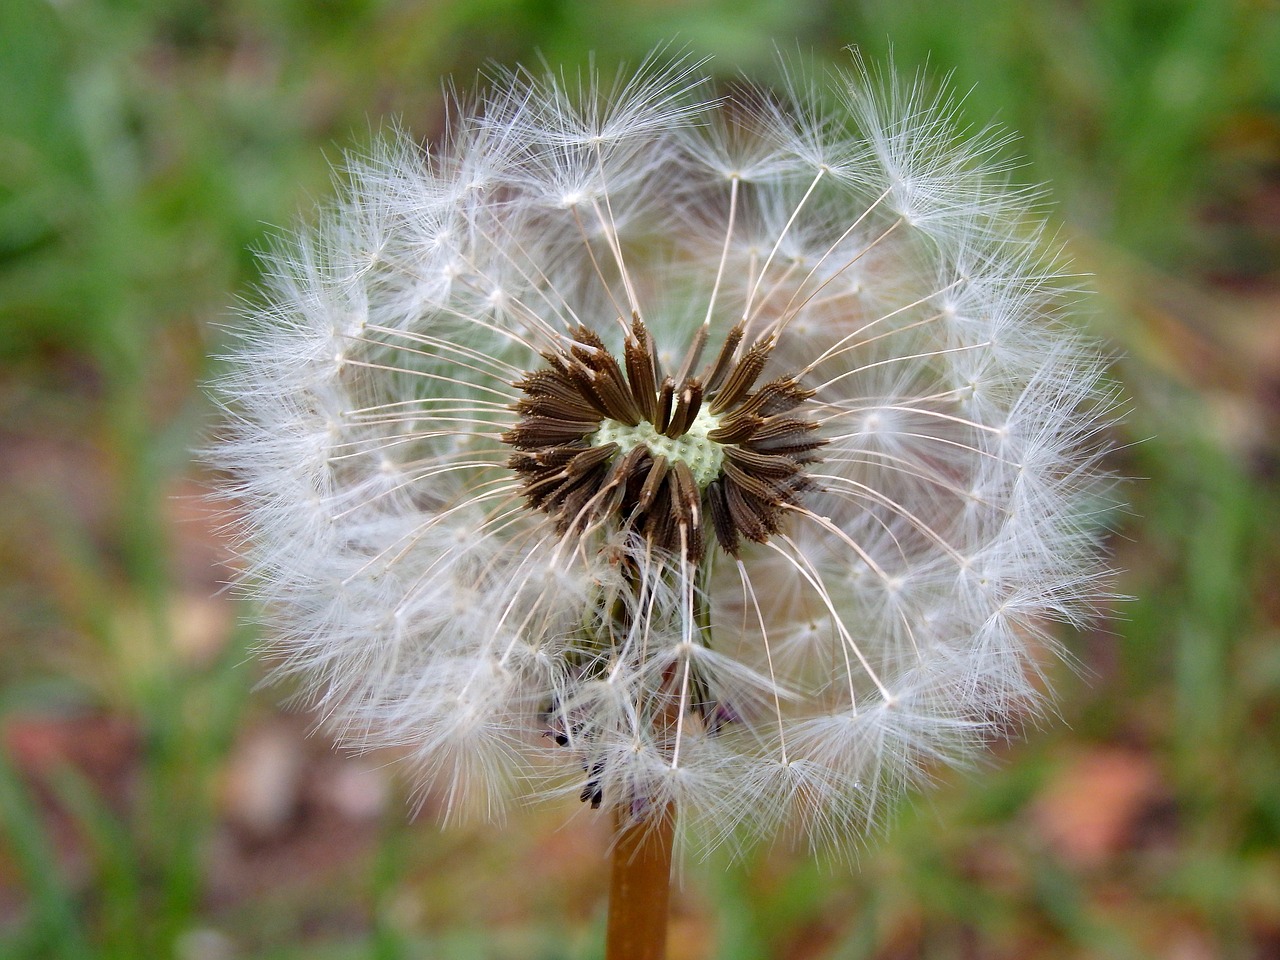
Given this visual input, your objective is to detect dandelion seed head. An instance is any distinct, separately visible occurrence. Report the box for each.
[212,52,1119,857]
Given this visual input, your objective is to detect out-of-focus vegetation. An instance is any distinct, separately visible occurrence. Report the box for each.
[2,0,1278,957]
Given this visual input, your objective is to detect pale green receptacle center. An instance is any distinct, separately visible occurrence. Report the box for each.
[590,406,724,488]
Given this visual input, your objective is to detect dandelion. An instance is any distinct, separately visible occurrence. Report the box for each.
[214,52,1117,956]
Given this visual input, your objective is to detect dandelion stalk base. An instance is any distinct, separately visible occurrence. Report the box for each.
[606,804,676,960]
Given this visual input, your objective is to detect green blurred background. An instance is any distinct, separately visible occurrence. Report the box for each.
[2,0,1278,957]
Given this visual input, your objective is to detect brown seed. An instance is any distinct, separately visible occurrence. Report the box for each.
[504,324,824,562]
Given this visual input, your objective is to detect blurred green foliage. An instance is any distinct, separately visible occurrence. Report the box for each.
[1,0,1278,957]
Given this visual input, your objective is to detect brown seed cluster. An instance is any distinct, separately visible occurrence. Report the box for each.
[503,316,825,562]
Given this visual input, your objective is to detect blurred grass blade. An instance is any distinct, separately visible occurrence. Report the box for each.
[48,764,145,960]
[0,746,94,960]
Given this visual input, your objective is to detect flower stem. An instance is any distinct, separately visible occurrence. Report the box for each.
[605,804,675,960]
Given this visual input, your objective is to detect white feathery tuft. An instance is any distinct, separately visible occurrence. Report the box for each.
[210,53,1120,857]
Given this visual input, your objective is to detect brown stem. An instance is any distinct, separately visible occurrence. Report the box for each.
[605,804,675,960]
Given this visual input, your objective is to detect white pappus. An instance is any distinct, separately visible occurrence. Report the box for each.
[212,52,1119,856]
